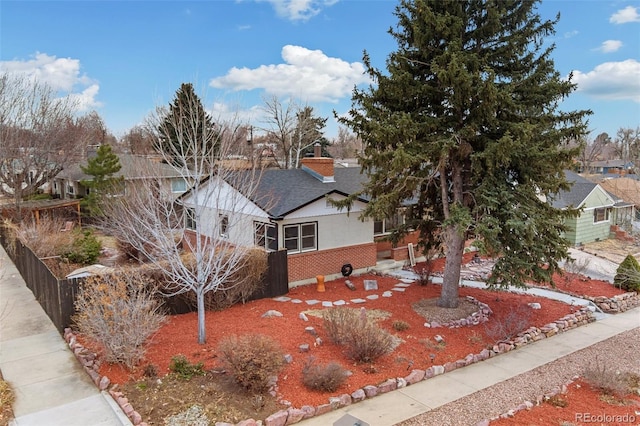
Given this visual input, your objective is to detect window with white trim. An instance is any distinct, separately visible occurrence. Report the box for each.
[171,178,187,193]
[283,222,317,253]
[219,214,229,237]
[374,210,404,236]
[593,208,610,223]
[254,222,277,251]
[185,207,196,230]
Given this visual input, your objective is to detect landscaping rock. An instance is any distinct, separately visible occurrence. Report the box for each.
[265,409,288,426]
[262,310,283,318]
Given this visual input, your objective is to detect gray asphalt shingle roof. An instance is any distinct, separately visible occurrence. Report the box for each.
[56,154,184,181]
[550,170,599,209]
[247,166,369,219]
[225,167,367,218]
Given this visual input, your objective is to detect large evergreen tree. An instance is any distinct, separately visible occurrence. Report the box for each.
[338,0,591,308]
[157,83,218,167]
[80,144,123,216]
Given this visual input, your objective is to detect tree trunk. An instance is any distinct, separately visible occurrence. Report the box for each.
[197,290,206,344]
[438,224,465,308]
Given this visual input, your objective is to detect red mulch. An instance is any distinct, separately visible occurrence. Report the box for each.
[87,253,630,412]
[94,253,625,409]
[491,378,640,425]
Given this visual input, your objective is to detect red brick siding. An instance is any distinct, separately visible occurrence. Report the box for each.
[287,242,377,283]
[375,230,421,256]
[300,157,334,177]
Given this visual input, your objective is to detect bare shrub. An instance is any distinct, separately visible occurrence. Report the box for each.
[323,307,397,363]
[73,271,166,369]
[483,304,532,342]
[12,217,75,258]
[563,257,590,277]
[322,306,356,345]
[582,357,630,397]
[168,247,268,312]
[301,357,348,392]
[413,265,432,286]
[218,334,285,393]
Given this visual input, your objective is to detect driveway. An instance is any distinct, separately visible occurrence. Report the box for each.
[563,248,619,283]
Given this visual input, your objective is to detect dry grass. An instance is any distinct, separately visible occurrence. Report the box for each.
[0,374,14,426]
[9,217,76,258]
[582,357,630,397]
[323,307,398,363]
[73,272,166,369]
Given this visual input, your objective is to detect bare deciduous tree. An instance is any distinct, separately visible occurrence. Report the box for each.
[577,132,611,173]
[121,125,157,155]
[328,126,363,159]
[260,95,298,169]
[0,73,95,217]
[100,93,268,344]
[614,127,640,173]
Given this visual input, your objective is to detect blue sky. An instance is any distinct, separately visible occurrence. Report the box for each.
[1,0,639,141]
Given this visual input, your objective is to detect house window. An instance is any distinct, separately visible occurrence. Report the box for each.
[171,178,187,193]
[185,208,196,230]
[284,222,317,253]
[67,185,74,195]
[374,210,404,236]
[219,214,229,237]
[254,222,277,251]
[593,208,610,223]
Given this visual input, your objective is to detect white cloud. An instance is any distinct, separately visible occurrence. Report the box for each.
[571,59,640,102]
[210,45,371,102]
[259,0,338,22]
[595,40,623,53]
[0,52,101,111]
[67,84,102,111]
[609,6,640,24]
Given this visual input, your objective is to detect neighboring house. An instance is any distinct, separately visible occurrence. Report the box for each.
[550,171,634,245]
[52,153,189,202]
[599,177,640,222]
[180,149,418,286]
[584,159,635,175]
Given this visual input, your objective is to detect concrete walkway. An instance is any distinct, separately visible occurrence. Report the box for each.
[298,306,640,426]
[0,245,131,426]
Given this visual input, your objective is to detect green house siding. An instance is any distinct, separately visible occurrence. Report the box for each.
[582,187,613,210]
[571,209,611,245]
[562,217,578,245]
[562,185,614,246]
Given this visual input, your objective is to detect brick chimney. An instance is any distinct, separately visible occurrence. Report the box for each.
[301,143,334,183]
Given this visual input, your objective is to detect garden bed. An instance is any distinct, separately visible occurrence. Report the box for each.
[72,262,626,425]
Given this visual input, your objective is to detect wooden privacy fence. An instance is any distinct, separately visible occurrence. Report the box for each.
[0,231,81,334]
[0,226,289,334]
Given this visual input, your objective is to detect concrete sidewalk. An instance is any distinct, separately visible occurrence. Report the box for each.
[298,306,639,426]
[0,245,131,426]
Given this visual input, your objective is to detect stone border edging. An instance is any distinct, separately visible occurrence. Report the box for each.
[258,307,595,426]
[63,328,148,426]
[424,295,492,328]
[65,307,595,426]
[528,284,639,313]
[473,377,577,426]
[587,292,640,313]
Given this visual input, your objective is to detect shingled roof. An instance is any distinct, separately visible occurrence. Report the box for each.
[549,170,606,209]
[248,166,369,219]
